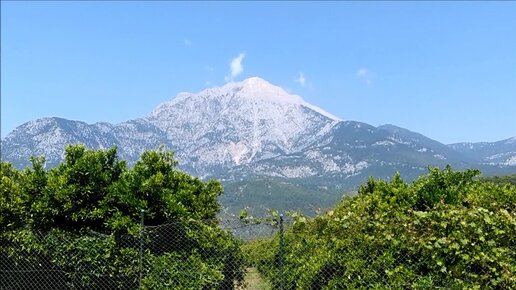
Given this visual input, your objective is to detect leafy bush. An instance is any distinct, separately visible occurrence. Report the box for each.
[1,145,245,289]
[142,251,224,290]
[251,166,516,289]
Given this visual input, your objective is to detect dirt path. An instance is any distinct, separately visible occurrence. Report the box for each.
[236,267,272,290]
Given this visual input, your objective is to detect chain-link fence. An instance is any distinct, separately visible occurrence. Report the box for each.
[2,213,514,289]
[1,215,280,290]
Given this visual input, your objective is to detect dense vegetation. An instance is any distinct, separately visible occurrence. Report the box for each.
[482,173,516,186]
[1,145,245,289]
[247,167,516,289]
[220,177,348,217]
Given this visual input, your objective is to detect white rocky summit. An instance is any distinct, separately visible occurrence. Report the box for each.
[147,77,341,168]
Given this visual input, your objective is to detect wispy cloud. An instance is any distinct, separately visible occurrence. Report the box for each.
[356,68,373,85]
[226,53,245,81]
[356,68,368,78]
[183,39,192,46]
[294,72,307,87]
[293,71,313,89]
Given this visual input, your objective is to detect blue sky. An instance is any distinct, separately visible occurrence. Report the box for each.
[2,2,515,143]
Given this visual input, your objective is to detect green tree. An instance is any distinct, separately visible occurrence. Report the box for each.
[251,167,516,289]
[481,173,516,186]
[1,145,245,289]
[0,161,24,232]
[29,145,125,232]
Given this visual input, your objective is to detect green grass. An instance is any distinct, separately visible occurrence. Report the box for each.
[240,267,272,290]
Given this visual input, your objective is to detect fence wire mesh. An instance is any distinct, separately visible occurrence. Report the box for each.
[0,218,279,290]
[1,215,513,290]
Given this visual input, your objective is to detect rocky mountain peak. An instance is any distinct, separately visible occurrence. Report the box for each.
[144,77,342,169]
[150,77,341,122]
[235,76,301,104]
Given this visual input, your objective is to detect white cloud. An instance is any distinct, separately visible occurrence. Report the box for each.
[226,53,245,81]
[356,68,368,77]
[356,68,373,85]
[204,65,215,72]
[184,39,192,46]
[294,72,307,87]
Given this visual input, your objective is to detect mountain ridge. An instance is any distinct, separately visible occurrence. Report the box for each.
[449,137,516,166]
[3,77,515,172]
[2,77,515,214]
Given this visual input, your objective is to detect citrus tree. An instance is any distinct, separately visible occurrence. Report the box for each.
[1,145,245,289]
[251,167,516,289]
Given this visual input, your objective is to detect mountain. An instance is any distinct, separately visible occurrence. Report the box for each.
[449,137,516,166]
[233,121,467,181]
[378,124,477,166]
[2,77,340,175]
[146,77,341,177]
[1,117,168,169]
[2,77,515,215]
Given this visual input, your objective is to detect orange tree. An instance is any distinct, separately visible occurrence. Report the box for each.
[251,166,516,289]
[1,145,245,289]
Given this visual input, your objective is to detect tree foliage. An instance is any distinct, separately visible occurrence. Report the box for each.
[481,173,516,186]
[250,166,516,289]
[1,145,244,289]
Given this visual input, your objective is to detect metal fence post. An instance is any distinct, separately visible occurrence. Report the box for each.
[279,213,285,290]
[139,209,145,289]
